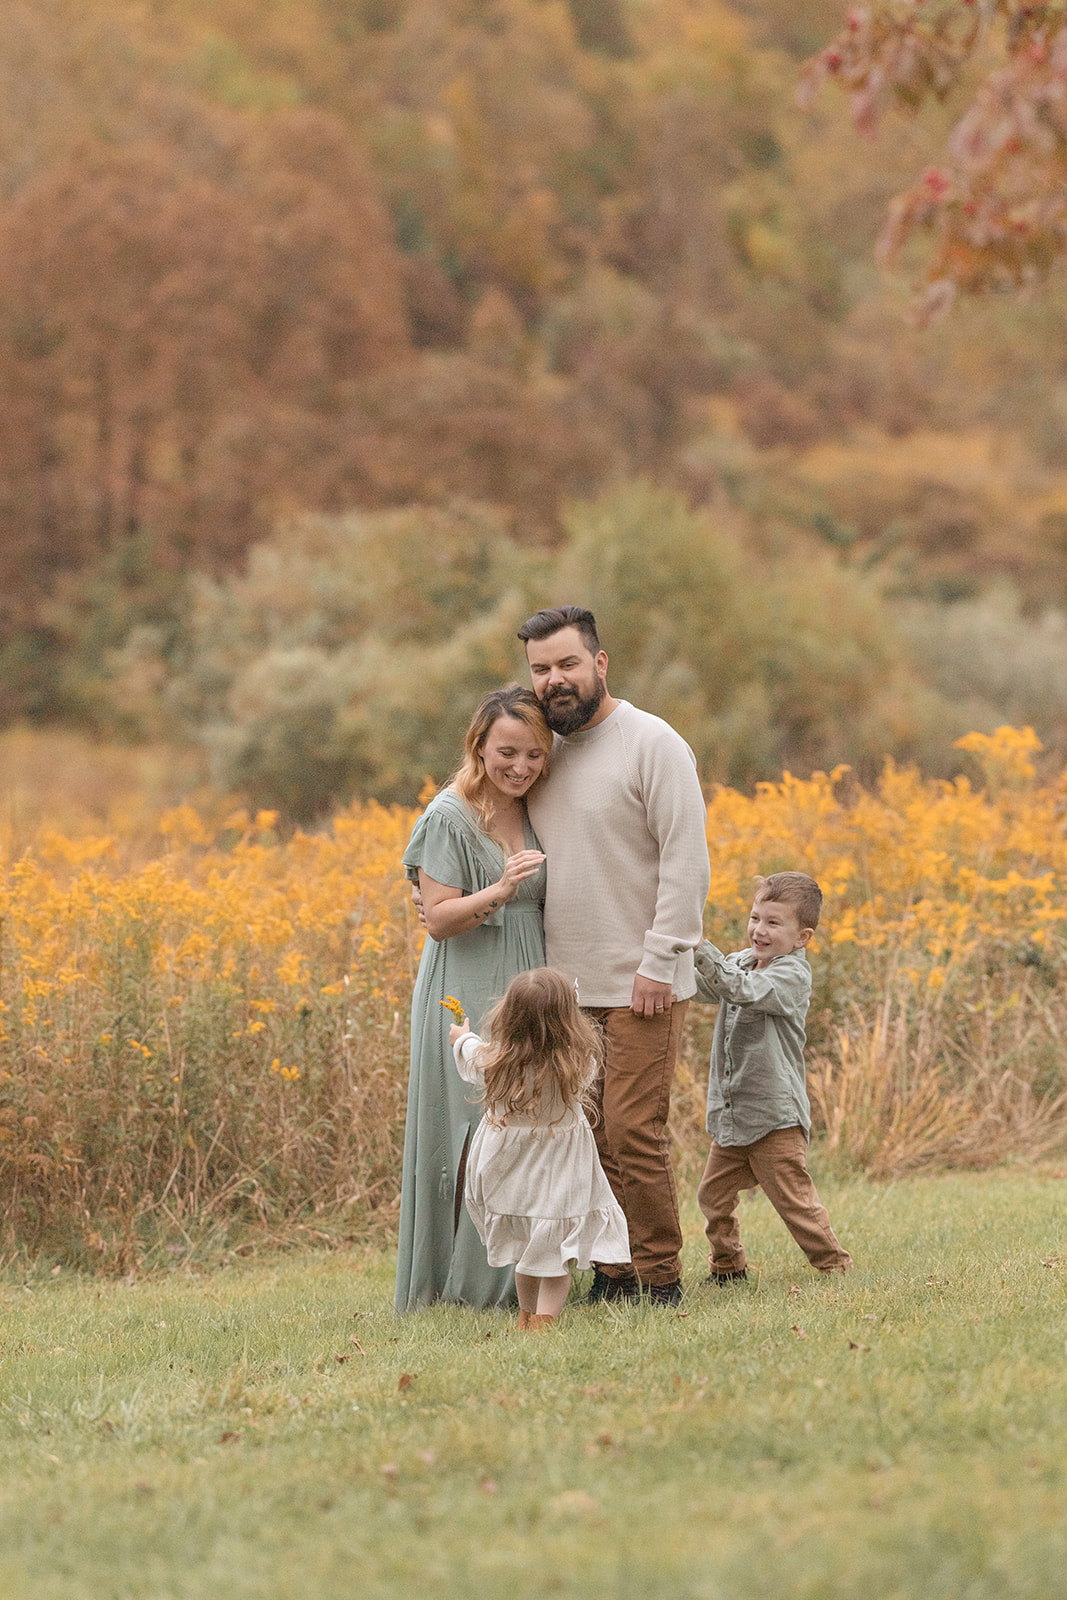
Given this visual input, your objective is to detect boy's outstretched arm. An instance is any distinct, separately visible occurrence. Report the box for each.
[693,940,809,1016]
[692,940,729,1004]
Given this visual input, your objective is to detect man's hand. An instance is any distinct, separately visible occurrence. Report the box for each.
[630,975,674,1019]
[410,882,428,928]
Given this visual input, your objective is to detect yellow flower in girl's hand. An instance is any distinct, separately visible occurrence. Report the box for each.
[440,995,465,1022]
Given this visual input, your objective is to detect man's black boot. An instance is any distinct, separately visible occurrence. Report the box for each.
[583,1267,640,1304]
[647,1279,683,1307]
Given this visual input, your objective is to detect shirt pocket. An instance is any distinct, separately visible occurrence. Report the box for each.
[727,1009,767,1051]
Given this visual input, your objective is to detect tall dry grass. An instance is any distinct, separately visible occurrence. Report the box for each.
[807,982,1067,1178]
[2,724,1067,1265]
[693,724,1067,1179]
[0,726,209,855]
[0,793,420,1265]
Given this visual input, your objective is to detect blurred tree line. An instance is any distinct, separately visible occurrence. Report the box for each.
[4,0,1067,816]
[75,482,1067,820]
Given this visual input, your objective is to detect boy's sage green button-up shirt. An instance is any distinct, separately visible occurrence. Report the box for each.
[693,941,812,1147]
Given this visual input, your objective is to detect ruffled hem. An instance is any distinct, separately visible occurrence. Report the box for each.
[474,1206,631,1276]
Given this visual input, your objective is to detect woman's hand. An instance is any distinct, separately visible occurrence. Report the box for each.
[420,853,543,940]
[449,1019,471,1046]
[497,849,545,899]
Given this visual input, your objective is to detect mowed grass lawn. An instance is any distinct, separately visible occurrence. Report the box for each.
[2,1170,1066,1600]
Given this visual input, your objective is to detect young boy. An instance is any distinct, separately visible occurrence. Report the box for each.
[693,871,852,1283]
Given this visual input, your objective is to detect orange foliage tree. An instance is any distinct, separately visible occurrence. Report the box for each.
[0,98,408,608]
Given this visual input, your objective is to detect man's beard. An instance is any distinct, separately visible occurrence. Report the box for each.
[542,678,605,735]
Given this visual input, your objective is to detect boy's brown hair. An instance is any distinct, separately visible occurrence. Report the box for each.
[753,871,822,932]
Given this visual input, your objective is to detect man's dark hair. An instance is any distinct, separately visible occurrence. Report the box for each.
[517,606,601,654]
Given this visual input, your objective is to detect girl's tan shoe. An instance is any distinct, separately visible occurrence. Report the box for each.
[516,1309,532,1330]
[525,1313,556,1331]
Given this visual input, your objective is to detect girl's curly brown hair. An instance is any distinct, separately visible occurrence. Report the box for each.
[476,967,602,1128]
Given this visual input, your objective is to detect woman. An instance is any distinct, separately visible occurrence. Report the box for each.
[394,684,552,1311]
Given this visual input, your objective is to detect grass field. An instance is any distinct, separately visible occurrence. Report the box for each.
[1,1168,1065,1600]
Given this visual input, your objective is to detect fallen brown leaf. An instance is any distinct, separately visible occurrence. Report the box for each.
[790,1325,808,1339]
[219,1431,240,1444]
[848,1341,871,1352]
[548,1489,599,1517]
[397,1373,415,1393]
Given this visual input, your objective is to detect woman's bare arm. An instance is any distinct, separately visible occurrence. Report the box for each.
[419,851,544,940]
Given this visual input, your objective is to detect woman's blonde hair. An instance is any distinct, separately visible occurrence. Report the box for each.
[476,967,602,1127]
[450,684,552,837]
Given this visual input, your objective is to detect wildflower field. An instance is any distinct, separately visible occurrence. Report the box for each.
[2,726,1066,1266]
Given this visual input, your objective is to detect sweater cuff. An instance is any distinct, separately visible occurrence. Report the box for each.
[638,931,687,986]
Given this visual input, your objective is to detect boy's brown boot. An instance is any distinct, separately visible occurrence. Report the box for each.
[525,1313,556,1331]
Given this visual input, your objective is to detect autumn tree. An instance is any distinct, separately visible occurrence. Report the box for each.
[0,0,143,197]
[0,98,408,623]
[803,0,1067,316]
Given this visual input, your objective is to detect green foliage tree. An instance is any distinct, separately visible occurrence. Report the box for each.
[553,479,935,785]
[152,504,547,818]
[88,482,957,819]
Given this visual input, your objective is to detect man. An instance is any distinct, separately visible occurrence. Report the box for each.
[519,605,711,1304]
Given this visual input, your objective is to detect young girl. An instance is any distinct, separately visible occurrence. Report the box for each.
[449,967,631,1329]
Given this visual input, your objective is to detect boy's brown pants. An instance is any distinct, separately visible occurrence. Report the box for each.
[697,1125,852,1275]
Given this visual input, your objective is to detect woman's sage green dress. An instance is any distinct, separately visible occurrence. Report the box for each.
[394,788,547,1312]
